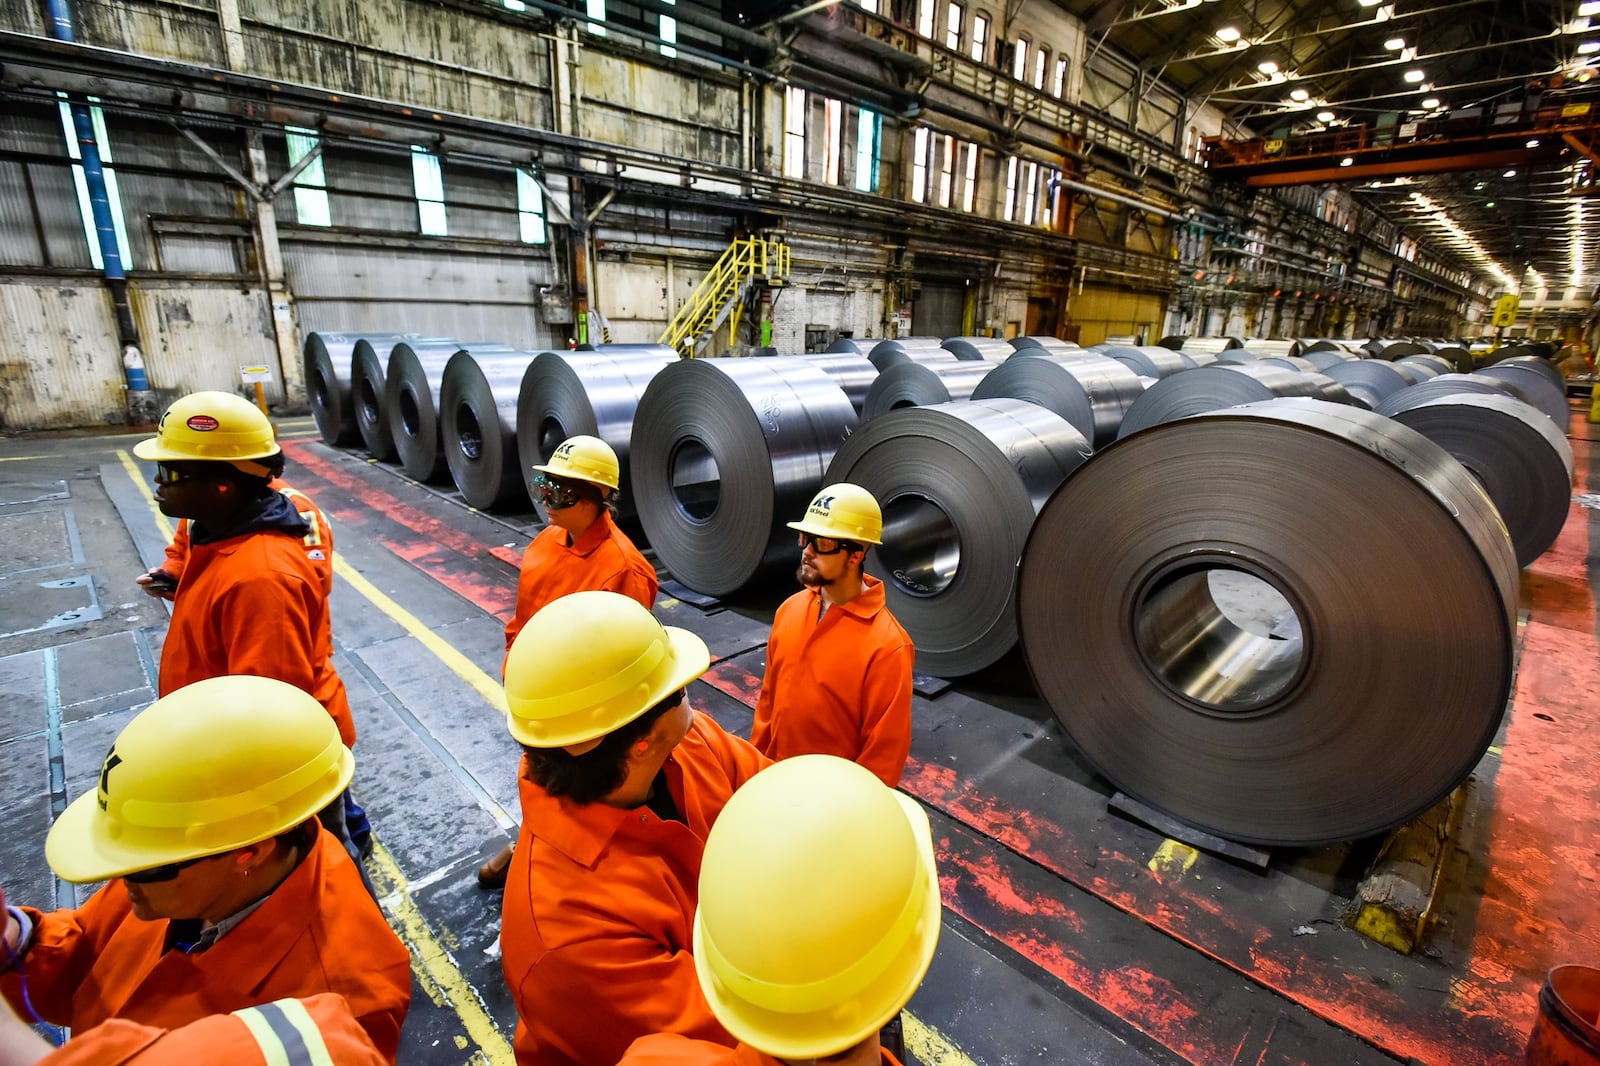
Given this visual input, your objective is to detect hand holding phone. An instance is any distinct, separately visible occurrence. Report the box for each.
[137,570,179,598]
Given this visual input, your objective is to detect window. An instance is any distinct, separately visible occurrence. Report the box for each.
[1052,56,1069,97]
[659,0,677,57]
[1032,47,1048,90]
[1022,160,1038,224]
[855,108,881,192]
[855,0,880,11]
[1003,155,1019,220]
[945,2,963,49]
[917,0,936,37]
[410,145,447,236]
[1012,37,1030,80]
[285,126,331,227]
[1041,167,1056,227]
[962,143,979,211]
[784,87,807,178]
[938,135,955,208]
[517,169,547,244]
[823,99,844,185]
[586,0,606,35]
[911,128,931,203]
[56,95,133,269]
[970,12,989,62]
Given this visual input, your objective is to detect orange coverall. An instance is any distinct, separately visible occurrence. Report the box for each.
[750,575,915,786]
[2,830,410,1061]
[161,481,333,595]
[500,713,769,1066]
[42,993,385,1065]
[620,1035,904,1066]
[158,522,355,748]
[502,510,657,675]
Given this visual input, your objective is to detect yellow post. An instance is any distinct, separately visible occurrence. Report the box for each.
[252,381,269,418]
[1588,379,1600,424]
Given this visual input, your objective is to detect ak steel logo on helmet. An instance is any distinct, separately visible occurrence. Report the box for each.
[97,748,123,812]
[553,441,576,460]
[186,414,220,432]
[811,493,835,515]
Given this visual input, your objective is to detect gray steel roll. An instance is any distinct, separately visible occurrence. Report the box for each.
[971,353,1143,448]
[794,353,878,413]
[1383,392,1573,567]
[1116,363,1327,439]
[583,343,680,360]
[1018,397,1516,846]
[1370,340,1428,360]
[1301,347,1356,371]
[1214,349,1261,365]
[1162,336,1243,354]
[1322,359,1412,408]
[630,358,858,596]
[440,345,537,510]
[1484,354,1566,394]
[862,360,1000,419]
[1183,349,1220,367]
[1371,374,1509,416]
[825,337,877,356]
[1240,339,1296,359]
[1303,372,1362,408]
[305,332,409,446]
[824,399,1091,676]
[1433,345,1473,371]
[868,341,958,372]
[1257,356,1320,373]
[515,349,674,517]
[942,337,1016,362]
[1011,336,1082,355]
[1102,346,1197,378]
[387,339,469,482]
[1475,362,1570,430]
[351,336,408,461]
[1397,355,1452,379]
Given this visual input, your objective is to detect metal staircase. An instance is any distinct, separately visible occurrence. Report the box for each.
[659,235,790,357]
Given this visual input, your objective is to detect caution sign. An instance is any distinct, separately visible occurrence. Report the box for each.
[1491,294,1520,327]
[240,364,274,383]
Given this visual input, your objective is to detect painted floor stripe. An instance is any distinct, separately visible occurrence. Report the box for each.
[904,1010,978,1066]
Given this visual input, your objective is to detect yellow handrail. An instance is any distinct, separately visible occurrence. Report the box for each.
[659,236,790,357]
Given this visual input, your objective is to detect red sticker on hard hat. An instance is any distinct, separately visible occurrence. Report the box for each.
[186,415,220,432]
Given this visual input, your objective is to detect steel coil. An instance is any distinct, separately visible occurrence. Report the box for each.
[1011,336,1082,355]
[825,337,878,356]
[1302,347,1356,371]
[1102,346,1197,378]
[630,358,858,596]
[515,349,674,516]
[304,332,410,446]
[1370,340,1428,360]
[1322,359,1412,408]
[1161,336,1243,355]
[868,342,959,372]
[942,337,1016,362]
[1303,372,1361,407]
[1397,355,1452,379]
[1484,354,1566,394]
[578,343,680,360]
[1475,362,1570,430]
[824,398,1091,675]
[1019,397,1516,846]
[1257,356,1320,373]
[1383,392,1573,568]
[353,336,439,461]
[1116,363,1327,439]
[1214,349,1261,365]
[1433,345,1473,371]
[1371,374,1509,416]
[387,339,469,482]
[794,353,878,413]
[440,345,537,510]
[862,360,1000,419]
[1240,339,1296,359]
[971,353,1143,448]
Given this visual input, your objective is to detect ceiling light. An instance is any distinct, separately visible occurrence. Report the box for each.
[1384,37,1405,50]
[1583,0,1600,12]
[1486,201,1496,207]
[1504,169,1517,177]
[1258,59,1279,74]
[1474,181,1487,190]
[1317,110,1336,122]
[1357,0,1382,6]
[1421,97,1440,108]
[1527,139,1541,148]
[1340,157,1354,166]
[1404,69,1425,83]
[1582,41,1600,53]
[1290,87,1310,101]
[1215,25,1240,42]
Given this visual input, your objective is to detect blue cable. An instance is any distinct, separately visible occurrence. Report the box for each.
[2,920,65,1047]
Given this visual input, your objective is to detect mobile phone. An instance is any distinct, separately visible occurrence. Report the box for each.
[146,573,179,593]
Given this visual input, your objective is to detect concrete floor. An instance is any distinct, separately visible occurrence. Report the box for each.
[2,411,1597,1064]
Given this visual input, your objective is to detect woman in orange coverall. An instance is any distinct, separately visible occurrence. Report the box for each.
[619,756,942,1066]
[499,591,770,1066]
[0,676,411,1062]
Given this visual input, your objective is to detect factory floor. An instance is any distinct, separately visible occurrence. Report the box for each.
[1,406,1597,1065]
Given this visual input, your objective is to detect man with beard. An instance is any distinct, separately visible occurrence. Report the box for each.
[749,484,914,786]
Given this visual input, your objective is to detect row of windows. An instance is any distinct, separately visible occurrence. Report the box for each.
[875,0,1071,98]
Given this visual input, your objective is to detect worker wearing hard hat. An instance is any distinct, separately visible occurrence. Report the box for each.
[751,484,915,785]
[479,435,659,890]
[618,754,942,1066]
[0,676,411,1061]
[499,591,769,1066]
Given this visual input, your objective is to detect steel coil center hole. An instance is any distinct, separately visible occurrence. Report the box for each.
[311,369,330,409]
[1134,564,1304,715]
[456,402,484,461]
[399,388,422,437]
[670,439,720,521]
[878,495,959,597]
[358,377,380,423]
[539,417,567,464]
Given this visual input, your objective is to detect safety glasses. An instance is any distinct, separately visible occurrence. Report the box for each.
[533,473,584,510]
[797,532,859,556]
[155,462,202,485]
[123,854,213,884]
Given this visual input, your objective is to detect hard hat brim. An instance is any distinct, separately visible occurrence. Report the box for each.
[132,436,282,464]
[506,624,710,749]
[43,746,354,884]
[692,791,941,1059]
[785,518,883,546]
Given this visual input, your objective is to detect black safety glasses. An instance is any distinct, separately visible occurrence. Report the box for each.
[155,462,202,485]
[533,473,584,510]
[123,854,213,884]
[797,532,859,556]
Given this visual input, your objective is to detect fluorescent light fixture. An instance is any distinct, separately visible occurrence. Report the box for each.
[1317,110,1336,122]
[1384,37,1405,50]
[1357,0,1381,6]
[1582,41,1600,53]
[1421,97,1440,108]
[1289,87,1310,101]
[1404,69,1425,82]
[1582,0,1600,13]
[1258,59,1279,74]
[1527,138,1541,148]
[1503,169,1517,177]
[1215,25,1240,42]
[1340,156,1354,166]
[1486,201,1496,207]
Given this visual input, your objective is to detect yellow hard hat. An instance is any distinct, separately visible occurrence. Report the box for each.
[45,676,353,883]
[787,483,883,545]
[133,391,280,470]
[532,434,620,491]
[694,755,941,1059]
[504,590,708,748]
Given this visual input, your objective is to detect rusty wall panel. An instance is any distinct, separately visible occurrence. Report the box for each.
[128,281,281,402]
[0,162,48,268]
[73,0,224,64]
[0,280,125,430]
[581,52,741,165]
[0,0,45,33]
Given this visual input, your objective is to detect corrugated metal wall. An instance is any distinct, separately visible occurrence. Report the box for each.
[130,280,281,403]
[0,280,125,430]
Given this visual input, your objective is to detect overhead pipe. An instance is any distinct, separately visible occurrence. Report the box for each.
[44,0,152,419]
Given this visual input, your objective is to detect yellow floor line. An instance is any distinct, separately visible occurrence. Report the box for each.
[117,451,175,541]
[904,1010,979,1066]
[1147,838,1199,879]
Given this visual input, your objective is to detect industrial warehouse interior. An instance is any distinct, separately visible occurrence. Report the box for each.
[2,0,1599,1060]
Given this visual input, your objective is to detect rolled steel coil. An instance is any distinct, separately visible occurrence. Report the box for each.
[1397,355,1452,379]
[440,345,537,510]
[352,336,420,461]
[862,360,1000,419]
[304,331,409,446]
[1484,354,1566,394]
[630,358,858,596]
[825,337,878,356]
[1116,363,1327,439]
[1160,336,1242,354]
[794,353,878,413]
[1213,349,1260,365]
[1018,397,1516,846]
[1383,392,1573,567]
[1239,339,1296,359]
[1102,346,1197,379]
[1303,372,1362,407]
[1433,345,1473,371]
[824,398,1091,675]
[515,349,674,517]
[387,339,468,482]
[942,337,1016,362]
[1370,340,1429,360]
[1295,338,1348,358]
[1301,347,1356,371]
[971,353,1143,449]
[581,343,681,360]
[1011,336,1081,355]
[869,341,958,372]
[1372,374,1509,416]
[1257,356,1320,373]
[1183,349,1219,367]
[1322,359,1412,408]
[1475,362,1570,430]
